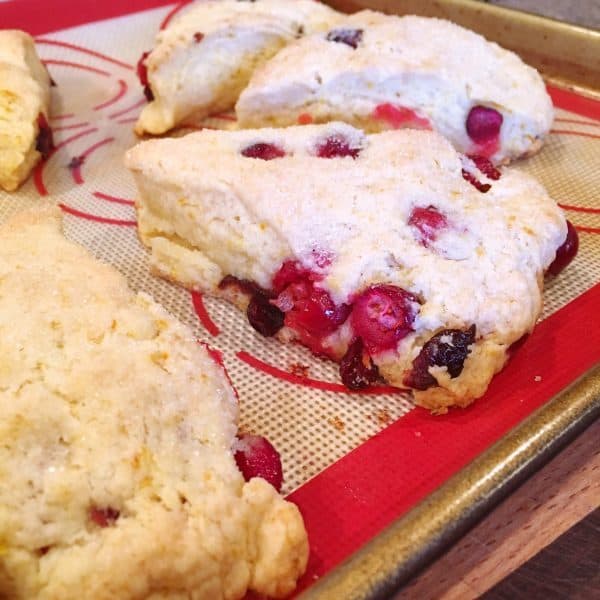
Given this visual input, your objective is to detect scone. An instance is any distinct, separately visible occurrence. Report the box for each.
[236,11,553,164]
[135,0,340,135]
[0,30,53,191]
[125,123,578,412]
[0,207,308,599]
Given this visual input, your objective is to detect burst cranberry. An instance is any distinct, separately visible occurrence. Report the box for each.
[462,169,491,193]
[326,28,363,49]
[404,325,476,390]
[373,103,431,129]
[36,113,54,159]
[339,338,381,390]
[409,206,448,245]
[351,285,419,354]
[136,51,153,101]
[89,506,120,527]
[468,154,501,180]
[271,260,308,293]
[247,292,284,337]
[547,221,579,276]
[466,106,503,144]
[235,433,283,492]
[241,143,286,160]
[316,135,361,159]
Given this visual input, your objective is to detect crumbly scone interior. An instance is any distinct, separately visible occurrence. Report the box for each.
[0,207,308,599]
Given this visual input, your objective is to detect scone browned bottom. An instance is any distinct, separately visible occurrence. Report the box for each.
[125,123,575,412]
[0,207,308,599]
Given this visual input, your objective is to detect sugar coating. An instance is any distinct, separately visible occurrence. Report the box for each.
[135,0,340,135]
[0,207,308,599]
[126,123,567,410]
[0,30,52,191]
[236,11,554,164]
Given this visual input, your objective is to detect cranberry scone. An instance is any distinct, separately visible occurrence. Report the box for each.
[236,11,553,164]
[0,207,308,599]
[0,30,53,191]
[125,123,577,412]
[135,0,340,135]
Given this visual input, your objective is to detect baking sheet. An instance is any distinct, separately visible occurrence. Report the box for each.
[1,1,599,596]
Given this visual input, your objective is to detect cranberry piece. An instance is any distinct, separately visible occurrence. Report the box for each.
[409,206,448,245]
[36,113,54,159]
[247,293,284,337]
[193,32,204,43]
[297,113,313,125]
[339,338,381,390]
[89,506,120,527]
[404,325,476,390]
[218,274,263,297]
[136,51,154,101]
[351,285,419,354]
[373,103,431,129]
[241,143,285,160]
[468,154,501,180]
[462,169,491,193]
[67,155,84,170]
[466,106,503,144]
[235,433,283,492]
[547,221,579,276]
[271,260,308,293]
[326,28,363,49]
[315,135,360,159]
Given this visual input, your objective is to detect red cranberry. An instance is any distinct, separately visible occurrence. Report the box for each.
[547,221,579,276]
[235,433,283,492]
[408,206,448,245]
[136,51,153,101]
[241,143,285,160]
[36,113,54,159]
[467,154,501,180]
[89,506,120,527]
[351,285,419,354]
[315,135,361,159]
[404,325,476,390]
[193,32,204,43]
[339,338,381,390]
[466,106,503,144]
[462,169,491,193]
[326,28,363,49]
[271,260,308,293]
[373,103,431,129]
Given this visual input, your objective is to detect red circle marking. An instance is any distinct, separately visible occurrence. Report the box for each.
[42,59,111,77]
[35,38,133,70]
[70,137,115,185]
[237,351,407,395]
[198,341,239,401]
[109,98,146,120]
[116,117,139,125]
[160,0,194,30]
[59,203,137,227]
[93,79,128,111]
[52,121,91,132]
[559,203,600,215]
[191,291,220,336]
[93,191,135,206]
[550,129,600,140]
[554,117,600,128]
[576,226,600,234]
[34,127,99,196]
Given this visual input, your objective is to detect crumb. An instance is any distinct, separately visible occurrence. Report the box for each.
[328,416,345,432]
[414,431,422,437]
[534,375,542,382]
[374,408,391,427]
[67,156,85,170]
[289,362,310,378]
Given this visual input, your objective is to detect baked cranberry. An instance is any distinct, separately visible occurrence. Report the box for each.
[241,143,285,160]
[235,433,283,492]
[409,206,448,245]
[404,325,476,390]
[461,169,491,193]
[351,285,419,354]
[339,338,381,390]
[136,51,154,101]
[373,103,431,129]
[547,221,579,276]
[326,28,363,49]
[271,260,308,293]
[316,135,360,159]
[36,113,54,159]
[468,154,501,180]
[89,506,120,527]
[466,106,503,144]
[247,293,284,337]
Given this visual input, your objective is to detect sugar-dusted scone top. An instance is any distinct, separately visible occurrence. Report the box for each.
[135,0,340,135]
[125,123,568,411]
[0,30,52,191]
[236,11,553,164]
[0,207,308,599]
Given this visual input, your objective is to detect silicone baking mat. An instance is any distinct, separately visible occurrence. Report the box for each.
[1,1,599,595]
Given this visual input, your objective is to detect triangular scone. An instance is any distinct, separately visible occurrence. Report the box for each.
[126,123,575,412]
[0,207,308,599]
[236,11,553,164]
[135,0,341,135]
[0,30,53,191]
